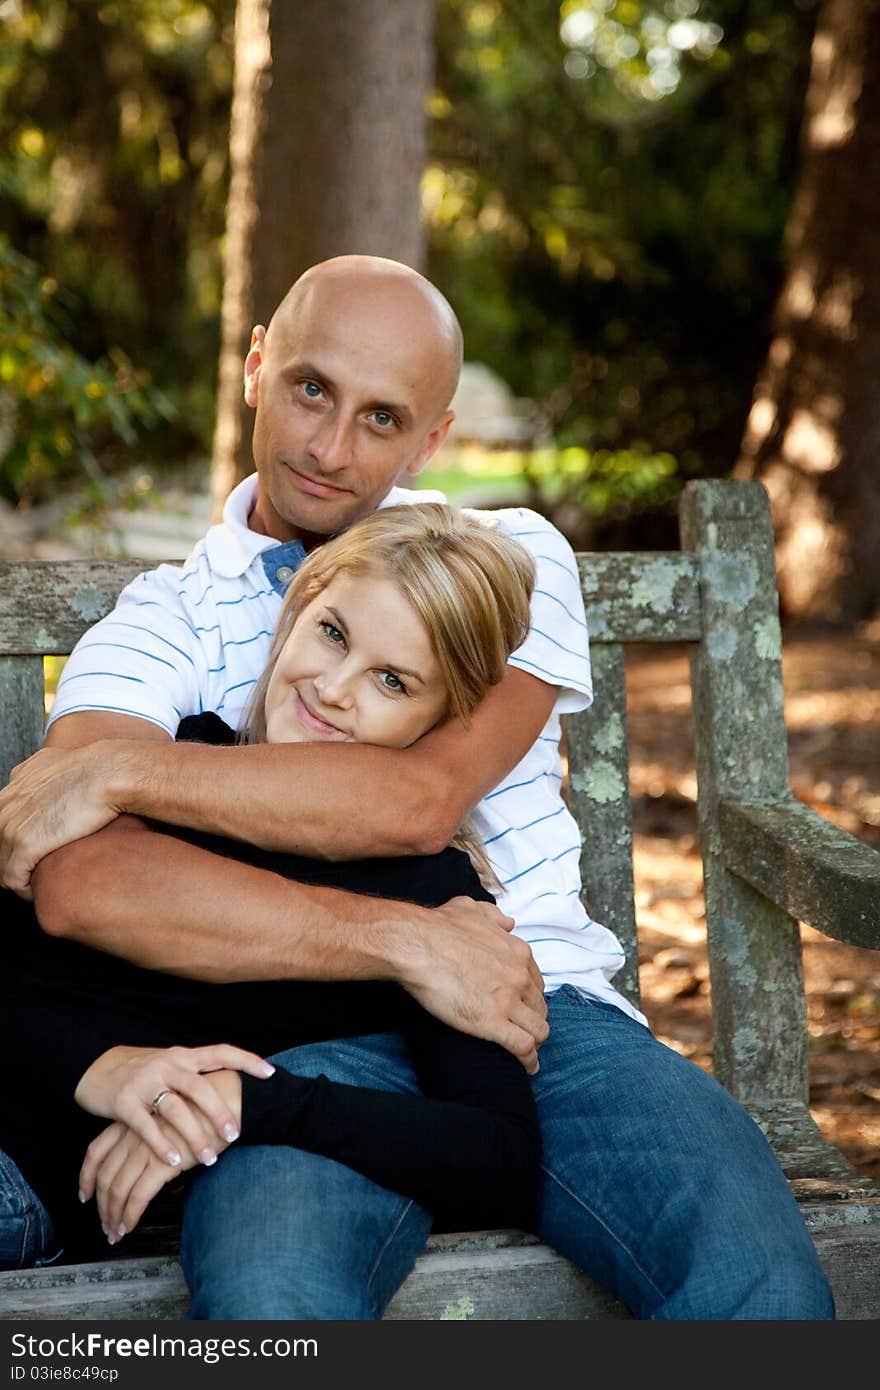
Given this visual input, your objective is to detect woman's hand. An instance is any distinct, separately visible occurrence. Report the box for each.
[80,1069,243,1241]
[74,1044,269,1168]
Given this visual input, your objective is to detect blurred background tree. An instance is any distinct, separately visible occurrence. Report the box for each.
[0,0,235,489]
[736,0,880,628]
[4,0,878,626]
[211,0,435,510]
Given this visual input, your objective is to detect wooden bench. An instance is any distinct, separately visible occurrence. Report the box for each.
[1,478,878,1320]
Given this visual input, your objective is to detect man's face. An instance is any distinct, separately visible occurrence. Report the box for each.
[245,279,455,546]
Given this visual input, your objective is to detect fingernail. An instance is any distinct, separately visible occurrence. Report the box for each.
[199,1148,217,1166]
[117,1224,126,1237]
[78,1189,86,1204]
[223,1124,239,1142]
[260,1063,276,1077]
[166,1151,182,1167]
[106,1233,116,1246]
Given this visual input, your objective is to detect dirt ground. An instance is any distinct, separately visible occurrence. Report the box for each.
[624,624,880,1183]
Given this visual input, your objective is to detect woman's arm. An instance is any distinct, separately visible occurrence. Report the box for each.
[81,1030,539,1243]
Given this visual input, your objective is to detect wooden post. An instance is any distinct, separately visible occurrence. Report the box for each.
[566,643,639,1008]
[679,480,808,1107]
[0,657,45,786]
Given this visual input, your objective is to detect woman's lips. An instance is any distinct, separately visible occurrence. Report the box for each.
[295,692,345,737]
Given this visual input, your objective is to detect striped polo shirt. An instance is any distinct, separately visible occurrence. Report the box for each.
[49,473,643,1021]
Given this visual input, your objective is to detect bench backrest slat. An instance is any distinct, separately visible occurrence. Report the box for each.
[0,552,704,656]
[0,560,149,655]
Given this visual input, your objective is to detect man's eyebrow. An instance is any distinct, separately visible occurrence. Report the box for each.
[283,361,413,428]
[369,398,414,429]
[283,360,330,386]
[325,606,425,683]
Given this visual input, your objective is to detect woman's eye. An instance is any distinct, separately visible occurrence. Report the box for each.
[379,670,407,694]
[319,620,345,644]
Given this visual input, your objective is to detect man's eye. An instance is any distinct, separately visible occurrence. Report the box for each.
[302,381,323,399]
[319,620,345,644]
[379,670,407,694]
[371,410,394,428]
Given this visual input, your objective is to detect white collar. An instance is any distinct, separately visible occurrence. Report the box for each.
[203,473,447,578]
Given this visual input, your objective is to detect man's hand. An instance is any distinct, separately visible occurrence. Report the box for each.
[0,741,138,897]
[398,897,549,1074]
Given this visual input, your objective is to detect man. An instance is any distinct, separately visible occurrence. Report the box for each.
[0,256,833,1318]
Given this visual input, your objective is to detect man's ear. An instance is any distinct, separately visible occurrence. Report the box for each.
[405,410,455,478]
[243,326,267,407]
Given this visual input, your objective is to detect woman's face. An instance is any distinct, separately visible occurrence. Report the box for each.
[264,569,450,748]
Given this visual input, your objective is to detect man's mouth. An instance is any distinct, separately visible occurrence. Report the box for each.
[283,463,350,499]
[295,692,346,737]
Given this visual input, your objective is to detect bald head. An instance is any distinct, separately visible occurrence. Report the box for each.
[267,256,463,415]
[245,256,463,545]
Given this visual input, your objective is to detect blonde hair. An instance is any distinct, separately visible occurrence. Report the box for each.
[242,504,536,889]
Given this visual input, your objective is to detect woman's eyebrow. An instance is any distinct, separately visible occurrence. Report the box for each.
[326,604,426,684]
[383,660,425,684]
[325,606,348,636]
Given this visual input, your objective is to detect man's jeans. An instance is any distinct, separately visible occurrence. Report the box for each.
[181,989,835,1320]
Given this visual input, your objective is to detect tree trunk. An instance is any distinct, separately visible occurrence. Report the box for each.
[210,0,436,516]
[736,0,880,627]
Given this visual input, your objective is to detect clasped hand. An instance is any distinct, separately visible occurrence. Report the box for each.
[75,1044,274,1242]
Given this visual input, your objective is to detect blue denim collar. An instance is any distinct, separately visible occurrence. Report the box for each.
[261,539,308,597]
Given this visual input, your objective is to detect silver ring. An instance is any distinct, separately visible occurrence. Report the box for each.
[151,1089,171,1115]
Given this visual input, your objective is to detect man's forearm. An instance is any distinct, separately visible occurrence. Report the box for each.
[31,816,549,1069]
[31,817,423,983]
[110,739,454,860]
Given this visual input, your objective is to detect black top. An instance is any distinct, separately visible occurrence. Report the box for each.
[0,714,539,1257]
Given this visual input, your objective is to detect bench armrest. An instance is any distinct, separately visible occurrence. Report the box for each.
[719,799,880,950]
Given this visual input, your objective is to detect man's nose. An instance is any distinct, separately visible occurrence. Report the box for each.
[308,413,351,474]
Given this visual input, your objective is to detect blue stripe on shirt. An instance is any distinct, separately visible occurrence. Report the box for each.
[59,671,146,685]
[106,624,197,668]
[66,641,180,673]
[510,652,588,685]
[521,935,624,958]
[216,678,257,709]
[48,702,177,733]
[530,553,580,579]
[529,625,583,657]
[533,588,588,629]
[485,770,561,800]
[483,804,566,846]
[501,841,581,886]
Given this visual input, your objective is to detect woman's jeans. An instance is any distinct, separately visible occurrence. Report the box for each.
[0,1149,58,1271]
[178,989,835,1321]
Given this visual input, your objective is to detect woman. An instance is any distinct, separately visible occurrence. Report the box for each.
[0,505,543,1261]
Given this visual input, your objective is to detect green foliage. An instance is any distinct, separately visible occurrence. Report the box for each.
[0,0,234,491]
[0,238,172,503]
[0,0,822,541]
[428,0,821,536]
